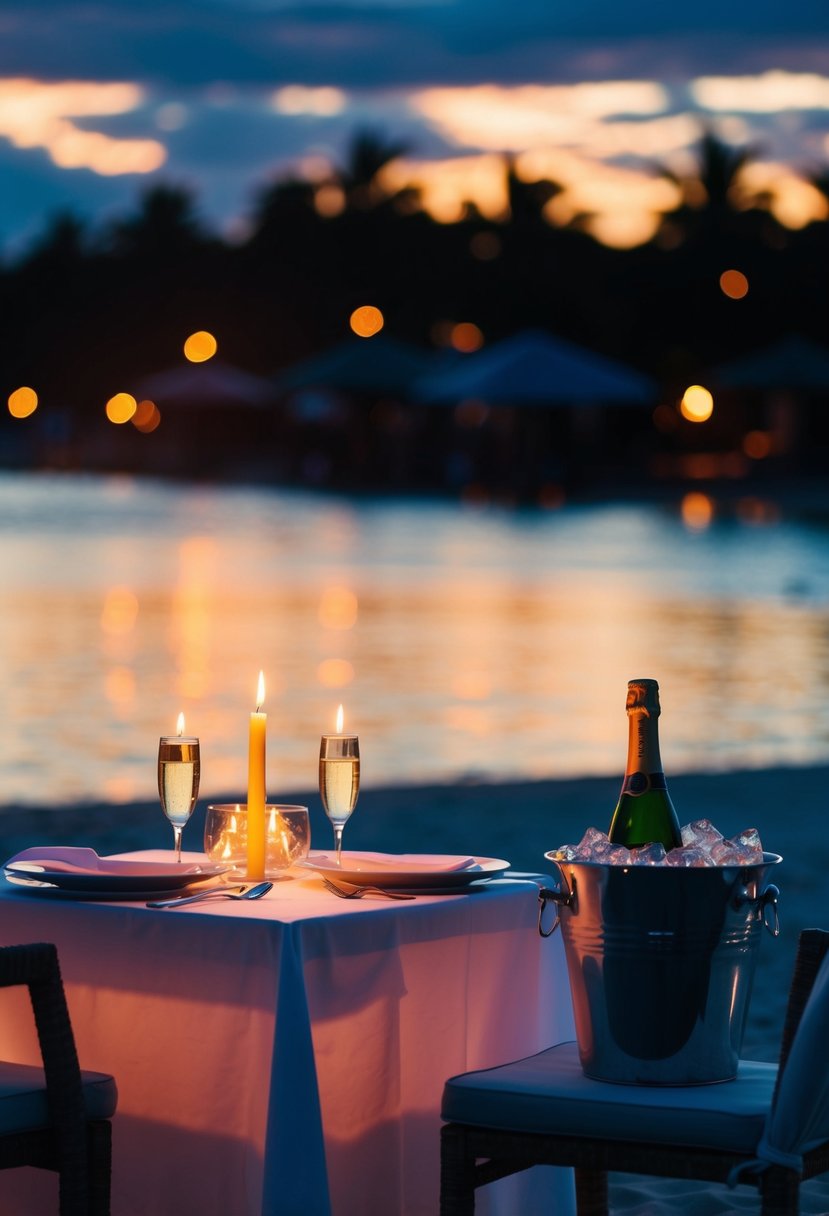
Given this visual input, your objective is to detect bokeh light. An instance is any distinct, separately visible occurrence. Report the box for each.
[105,392,137,424]
[349,305,384,338]
[184,330,218,362]
[720,268,749,299]
[315,185,346,217]
[7,386,38,419]
[680,491,714,531]
[450,322,484,353]
[100,586,139,635]
[743,430,773,459]
[318,586,358,630]
[316,658,355,688]
[132,399,162,433]
[680,384,714,422]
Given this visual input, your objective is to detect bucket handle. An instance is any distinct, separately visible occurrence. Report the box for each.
[734,882,781,937]
[538,883,574,937]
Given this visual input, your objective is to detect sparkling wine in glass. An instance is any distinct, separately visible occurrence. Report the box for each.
[158,713,200,862]
[319,705,359,866]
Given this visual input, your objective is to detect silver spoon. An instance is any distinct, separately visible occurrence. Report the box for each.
[146,880,273,909]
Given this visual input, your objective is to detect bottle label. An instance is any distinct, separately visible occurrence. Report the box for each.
[622,771,667,797]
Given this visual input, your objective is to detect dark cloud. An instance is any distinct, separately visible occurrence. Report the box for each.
[0,0,825,89]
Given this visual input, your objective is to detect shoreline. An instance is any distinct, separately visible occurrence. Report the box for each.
[2,763,826,1060]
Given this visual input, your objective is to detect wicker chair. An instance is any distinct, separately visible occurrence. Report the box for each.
[0,942,117,1215]
[441,928,829,1215]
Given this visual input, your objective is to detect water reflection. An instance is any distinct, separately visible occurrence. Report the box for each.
[1,471,829,807]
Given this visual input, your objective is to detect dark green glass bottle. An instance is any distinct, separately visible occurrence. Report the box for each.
[607,678,682,851]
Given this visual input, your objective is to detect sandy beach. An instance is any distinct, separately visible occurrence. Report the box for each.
[3,763,828,1214]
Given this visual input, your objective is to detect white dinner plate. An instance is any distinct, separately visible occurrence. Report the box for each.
[3,873,230,901]
[299,852,511,889]
[3,847,230,893]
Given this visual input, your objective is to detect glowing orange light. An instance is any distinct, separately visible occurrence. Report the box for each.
[680,385,714,423]
[176,711,185,736]
[7,386,38,418]
[336,703,344,733]
[315,185,346,217]
[720,269,749,299]
[743,430,773,459]
[256,670,265,711]
[318,586,358,630]
[349,306,384,338]
[132,399,161,432]
[100,586,139,635]
[450,322,484,353]
[317,658,354,688]
[184,331,218,362]
[680,492,714,531]
[105,392,137,424]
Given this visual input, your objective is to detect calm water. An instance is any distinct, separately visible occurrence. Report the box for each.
[2,470,829,808]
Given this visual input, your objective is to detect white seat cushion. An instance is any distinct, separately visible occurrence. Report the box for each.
[442,1041,775,1155]
[0,1063,117,1134]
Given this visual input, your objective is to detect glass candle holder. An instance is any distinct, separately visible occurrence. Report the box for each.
[204,804,310,877]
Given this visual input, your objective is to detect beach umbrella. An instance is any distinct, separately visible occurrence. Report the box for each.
[135,361,274,408]
[412,329,657,407]
[711,334,829,391]
[275,335,433,397]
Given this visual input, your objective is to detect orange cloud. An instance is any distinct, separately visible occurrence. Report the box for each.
[0,78,166,175]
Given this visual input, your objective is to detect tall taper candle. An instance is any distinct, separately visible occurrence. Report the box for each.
[247,670,267,879]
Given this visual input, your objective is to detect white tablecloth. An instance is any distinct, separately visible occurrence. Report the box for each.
[0,852,575,1215]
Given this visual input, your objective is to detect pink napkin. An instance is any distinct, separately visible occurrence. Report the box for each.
[332,852,479,873]
[4,847,210,878]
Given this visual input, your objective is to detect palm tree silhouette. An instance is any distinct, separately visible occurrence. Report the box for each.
[106,185,209,259]
[655,128,762,243]
[337,128,412,210]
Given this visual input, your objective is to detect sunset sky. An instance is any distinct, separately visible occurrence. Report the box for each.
[1,0,828,253]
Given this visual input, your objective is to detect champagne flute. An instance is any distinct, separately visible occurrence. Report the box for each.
[319,704,359,866]
[158,713,200,862]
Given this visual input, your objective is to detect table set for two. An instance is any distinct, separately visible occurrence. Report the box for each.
[0,688,575,1215]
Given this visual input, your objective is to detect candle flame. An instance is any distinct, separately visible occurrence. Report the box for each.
[176,711,185,736]
[336,703,344,733]
[256,670,265,712]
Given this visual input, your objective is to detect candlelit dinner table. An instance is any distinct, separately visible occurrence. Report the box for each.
[0,851,575,1216]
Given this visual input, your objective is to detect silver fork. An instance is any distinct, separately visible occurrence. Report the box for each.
[321,875,415,901]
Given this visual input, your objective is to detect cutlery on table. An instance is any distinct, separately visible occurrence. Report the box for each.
[321,876,415,901]
[146,881,273,909]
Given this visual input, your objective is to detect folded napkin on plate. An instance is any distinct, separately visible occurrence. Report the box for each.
[4,847,207,877]
[334,852,479,873]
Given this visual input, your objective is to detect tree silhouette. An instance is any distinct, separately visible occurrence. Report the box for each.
[337,128,412,211]
[655,128,763,243]
[105,184,210,259]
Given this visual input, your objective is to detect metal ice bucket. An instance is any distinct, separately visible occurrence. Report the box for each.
[540,851,781,1085]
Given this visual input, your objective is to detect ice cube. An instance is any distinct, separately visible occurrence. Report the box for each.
[728,828,764,861]
[680,819,724,851]
[665,845,711,867]
[631,842,667,865]
[550,844,579,861]
[605,845,632,865]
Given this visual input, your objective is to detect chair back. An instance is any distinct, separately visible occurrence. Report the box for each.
[760,929,829,1169]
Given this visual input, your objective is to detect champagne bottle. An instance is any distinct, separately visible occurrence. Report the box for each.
[607,678,682,850]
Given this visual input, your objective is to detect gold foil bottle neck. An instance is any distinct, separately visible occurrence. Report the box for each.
[626,678,661,716]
